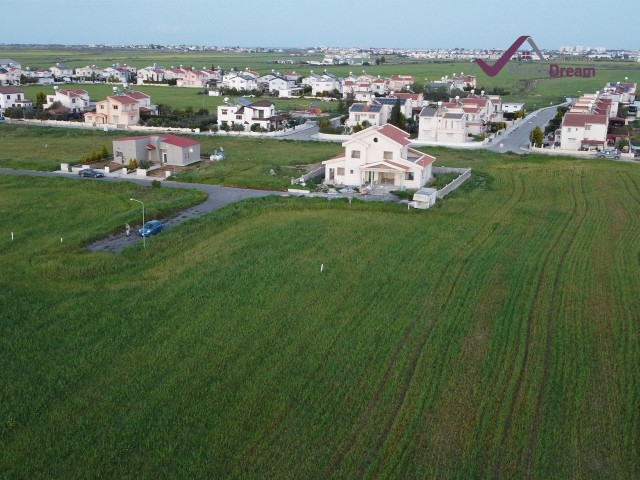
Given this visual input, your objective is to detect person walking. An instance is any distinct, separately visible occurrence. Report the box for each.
[125,223,131,237]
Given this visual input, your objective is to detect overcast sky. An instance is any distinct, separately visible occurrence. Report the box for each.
[2,0,637,50]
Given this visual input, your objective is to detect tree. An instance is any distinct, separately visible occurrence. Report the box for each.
[410,81,424,94]
[530,126,544,147]
[36,91,47,108]
[389,99,406,130]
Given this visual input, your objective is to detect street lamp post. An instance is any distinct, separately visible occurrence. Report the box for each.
[130,198,145,248]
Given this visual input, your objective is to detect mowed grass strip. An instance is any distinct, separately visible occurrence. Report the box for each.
[0,156,639,478]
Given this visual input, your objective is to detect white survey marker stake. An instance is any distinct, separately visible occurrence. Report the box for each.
[320,263,324,272]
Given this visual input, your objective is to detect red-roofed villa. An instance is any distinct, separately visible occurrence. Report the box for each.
[113,134,201,167]
[322,124,435,189]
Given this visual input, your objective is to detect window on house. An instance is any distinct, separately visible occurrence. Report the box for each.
[351,150,360,158]
[383,151,393,160]
[236,115,242,120]
[113,105,118,110]
[405,172,414,181]
[221,109,227,114]
[585,125,591,131]
[350,169,354,174]
[337,167,345,176]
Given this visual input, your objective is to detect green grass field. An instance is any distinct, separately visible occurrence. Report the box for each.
[1,151,638,478]
[4,47,639,110]
[0,124,342,189]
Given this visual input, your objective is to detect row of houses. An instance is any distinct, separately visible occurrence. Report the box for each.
[557,81,637,151]
[341,89,516,143]
[0,59,140,85]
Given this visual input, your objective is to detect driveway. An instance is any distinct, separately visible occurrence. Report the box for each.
[0,168,284,253]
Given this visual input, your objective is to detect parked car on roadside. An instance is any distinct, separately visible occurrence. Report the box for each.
[78,168,105,178]
[596,150,620,159]
[139,220,163,237]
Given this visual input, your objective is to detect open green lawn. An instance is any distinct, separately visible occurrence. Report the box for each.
[1,151,639,478]
[0,124,342,189]
[4,47,639,110]
[19,83,340,115]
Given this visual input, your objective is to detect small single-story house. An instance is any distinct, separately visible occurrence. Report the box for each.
[113,134,201,167]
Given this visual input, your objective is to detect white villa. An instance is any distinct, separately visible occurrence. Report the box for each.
[217,98,282,131]
[418,105,467,143]
[345,103,389,128]
[323,124,435,190]
[45,88,91,113]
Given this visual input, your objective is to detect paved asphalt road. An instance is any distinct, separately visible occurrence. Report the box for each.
[486,106,560,154]
[0,168,284,253]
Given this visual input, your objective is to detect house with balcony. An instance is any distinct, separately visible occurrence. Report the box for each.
[84,94,141,126]
[322,124,435,190]
[418,105,467,143]
[0,87,32,114]
[45,88,91,113]
[217,98,282,131]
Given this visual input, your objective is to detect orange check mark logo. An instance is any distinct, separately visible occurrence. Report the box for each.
[475,35,542,77]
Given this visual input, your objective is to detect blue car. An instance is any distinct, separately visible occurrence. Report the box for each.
[139,220,163,237]
[78,168,105,178]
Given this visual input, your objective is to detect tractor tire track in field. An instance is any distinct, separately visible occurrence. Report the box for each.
[492,173,582,479]
[620,172,640,206]
[323,173,526,479]
[525,173,588,474]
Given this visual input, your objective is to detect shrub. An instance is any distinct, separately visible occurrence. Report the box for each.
[101,145,109,159]
[128,159,138,170]
[138,159,152,169]
[151,180,162,188]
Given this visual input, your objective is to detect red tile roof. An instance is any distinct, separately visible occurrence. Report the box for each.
[378,124,410,146]
[385,160,410,171]
[126,91,149,99]
[109,95,138,105]
[416,154,436,167]
[160,133,199,148]
[562,113,608,127]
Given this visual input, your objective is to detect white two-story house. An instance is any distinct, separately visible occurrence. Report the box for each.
[418,105,467,143]
[217,98,280,131]
[559,113,608,151]
[0,87,32,114]
[323,124,435,189]
[45,88,91,113]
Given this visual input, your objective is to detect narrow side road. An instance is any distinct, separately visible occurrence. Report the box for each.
[0,168,284,253]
